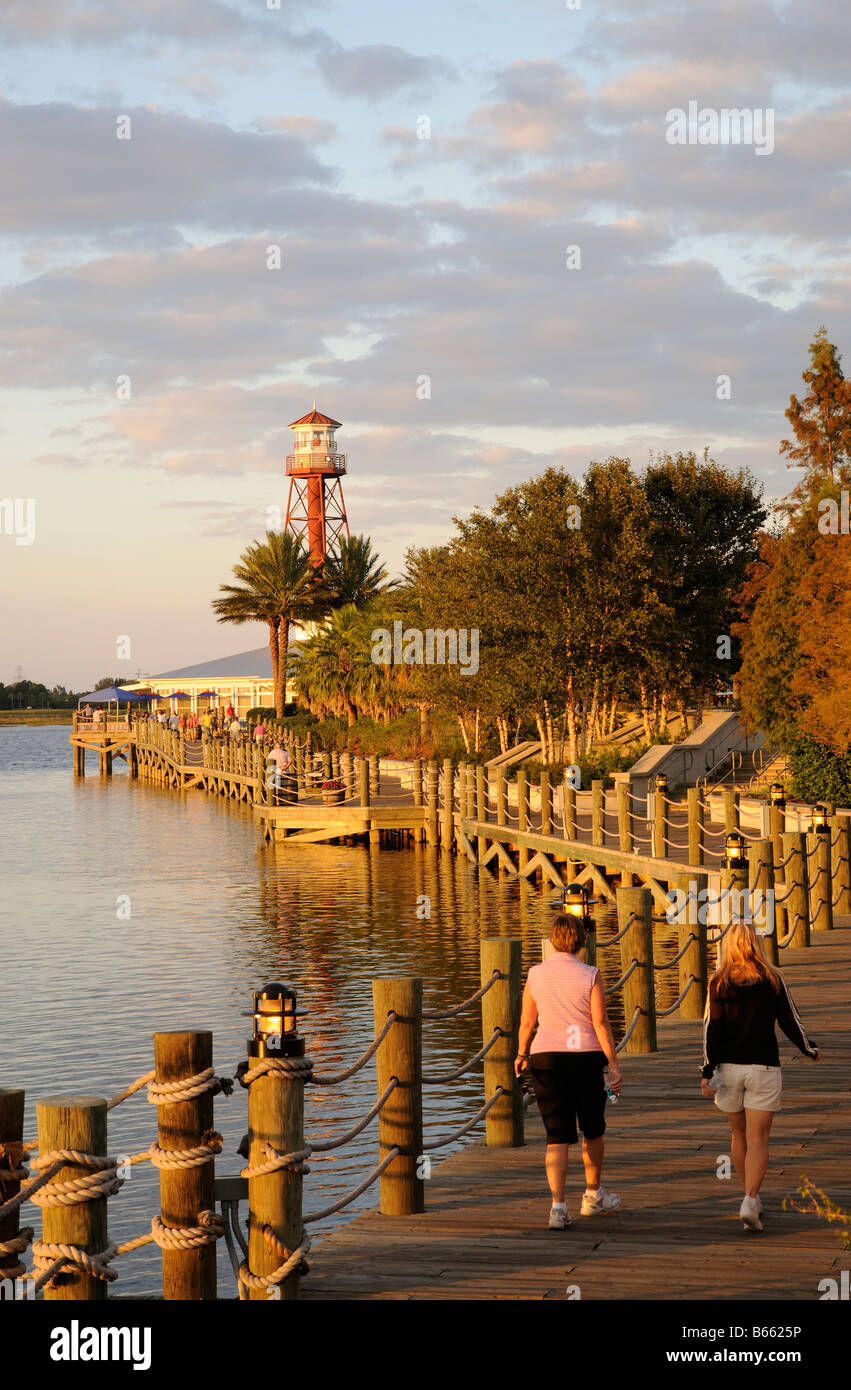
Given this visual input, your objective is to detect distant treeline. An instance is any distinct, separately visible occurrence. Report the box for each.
[0,680,80,709]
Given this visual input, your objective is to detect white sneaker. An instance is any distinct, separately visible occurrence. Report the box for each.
[548,1204,571,1229]
[740,1196,763,1232]
[580,1185,621,1216]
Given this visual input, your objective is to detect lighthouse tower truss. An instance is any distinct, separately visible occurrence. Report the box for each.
[284,405,350,568]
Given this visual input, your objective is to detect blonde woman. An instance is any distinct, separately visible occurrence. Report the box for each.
[700,922,820,1232]
[515,913,623,1229]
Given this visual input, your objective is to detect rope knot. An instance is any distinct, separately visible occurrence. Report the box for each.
[29,1149,125,1208]
[237,1227,311,1296]
[147,1067,234,1105]
[151,1210,224,1250]
[149,1130,222,1170]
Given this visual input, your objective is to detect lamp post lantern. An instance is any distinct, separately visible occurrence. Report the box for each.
[724,831,747,870]
[246,982,305,1058]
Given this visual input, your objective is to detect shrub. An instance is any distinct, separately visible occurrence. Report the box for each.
[788,736,851,805]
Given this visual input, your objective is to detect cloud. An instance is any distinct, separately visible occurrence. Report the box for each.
[319,42,455,101]
[0,100,335,238]
[0,0,294,49]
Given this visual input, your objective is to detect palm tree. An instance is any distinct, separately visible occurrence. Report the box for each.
[322,534,394,609]
[292,603,394,726]
[212,531,322,716]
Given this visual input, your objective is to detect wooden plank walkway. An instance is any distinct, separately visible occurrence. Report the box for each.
[304,927,851,1301]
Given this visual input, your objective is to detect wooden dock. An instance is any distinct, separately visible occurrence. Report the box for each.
[303,926,851,1301]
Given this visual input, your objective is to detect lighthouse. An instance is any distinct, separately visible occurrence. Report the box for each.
[284,404,350,567]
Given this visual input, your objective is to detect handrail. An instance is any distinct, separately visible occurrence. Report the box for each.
[698,746,734,796]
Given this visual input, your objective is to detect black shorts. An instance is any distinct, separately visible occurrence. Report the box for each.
[528,1050,607,1144]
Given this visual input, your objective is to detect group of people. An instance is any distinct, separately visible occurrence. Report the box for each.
[518,912,819,1233]
[132,703,245,740]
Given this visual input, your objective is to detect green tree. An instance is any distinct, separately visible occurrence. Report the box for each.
[642,451,766,729]
[212,531,321,716]
[322,534,394,608]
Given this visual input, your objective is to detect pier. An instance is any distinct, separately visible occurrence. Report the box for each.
[47,718,851,1302]
[303,927,850,1301]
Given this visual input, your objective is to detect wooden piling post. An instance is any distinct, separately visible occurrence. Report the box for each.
[476,765,487,862]
[687,786,703,867]
[830,814,851,916]
[781,832,810,949]
[0,1089,25,1284]
[615,887,657,1053]
[357,757,370,809]
[615,782,633,888]
[413,758,423,837]
[673,872,708,1019]
[616,782,631,854]
[153,1032,216,1301]
[748,839,778,965]
[372,979,424,1215]
[441,760,454,852]
[496,771,507,830]
[294,745,304,797]
[723,787,739,834]
[457,761,468,824]
[653,786,667,861]
[36,1096,109,1301]
[425,761,438,846]
[516,769,529,870]
[808,832,833,932]
[769,801,785,875]
[246,1056,306,1303]
[480,938,524,1147]
[720,861,749,931]
[368,755,380,798]
[563,781,576,841]
[591,780,605,847]
[540,769,551,837]
[467,764,477,820]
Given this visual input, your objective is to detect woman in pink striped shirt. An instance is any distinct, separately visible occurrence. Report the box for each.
[515,913,624,1229]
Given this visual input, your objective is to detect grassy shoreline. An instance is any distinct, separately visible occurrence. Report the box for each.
[0,710,73,725]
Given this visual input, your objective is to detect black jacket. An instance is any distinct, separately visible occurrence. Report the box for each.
[701,973,817,1078]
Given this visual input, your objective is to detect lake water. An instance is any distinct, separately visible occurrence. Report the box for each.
[2,725,580,1296]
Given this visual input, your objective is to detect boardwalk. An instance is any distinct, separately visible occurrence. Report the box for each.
[304,926,851,1301]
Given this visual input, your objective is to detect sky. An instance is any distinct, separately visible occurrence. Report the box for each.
[1,0,850,690]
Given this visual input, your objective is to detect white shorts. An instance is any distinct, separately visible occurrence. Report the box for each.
[713,1062,782,1113]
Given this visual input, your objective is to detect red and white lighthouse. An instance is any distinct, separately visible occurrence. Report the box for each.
[284,404,350,567]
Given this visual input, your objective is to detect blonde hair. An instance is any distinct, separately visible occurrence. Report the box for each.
[714,921,781,996]
[550,914,587,955]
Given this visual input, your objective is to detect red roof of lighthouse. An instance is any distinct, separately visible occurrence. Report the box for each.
[288,407,342,429]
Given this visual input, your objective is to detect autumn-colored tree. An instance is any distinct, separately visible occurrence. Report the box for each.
[737,329,851,766]
[780,326,851,493]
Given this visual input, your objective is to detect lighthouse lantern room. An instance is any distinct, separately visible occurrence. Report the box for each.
[284,404,350,567]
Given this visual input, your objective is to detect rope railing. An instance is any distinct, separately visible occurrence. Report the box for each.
[308,1081,399,1154]
[422,969,503,1021]
[308,1013,398,1086]
[604,959,639,996]
[656,977,697,1017]
[615,1007,643,1054]
[653,934,697,971]
[777,914,806,949]
[773,880,801,904]
[421,1027,505,1085]
[422,1088,507,1151]
[597,911,638,947]
[302,1149,400,1225]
